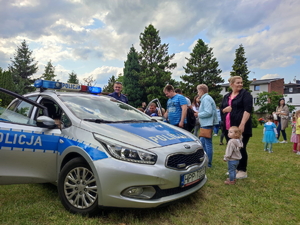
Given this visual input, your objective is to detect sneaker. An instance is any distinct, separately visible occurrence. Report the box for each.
[280,140,288,143]
[224,180,236,185]
[220,142,224,145]
[213,134,218,136]
[264,149,268,152]
[297,152,300,155]
[236,171,247,179]
[269,150,273,153]
[293,150,297,153]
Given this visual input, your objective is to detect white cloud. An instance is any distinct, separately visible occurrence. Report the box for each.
[220,70,231,83]
[11,0,40,7]
[260,74,280,80]
[172,51,189,80]
[0,0,299,87]
[34,42,73,63]
[82,66,123,87]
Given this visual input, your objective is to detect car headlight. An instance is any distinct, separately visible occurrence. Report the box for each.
[93,134,157,165]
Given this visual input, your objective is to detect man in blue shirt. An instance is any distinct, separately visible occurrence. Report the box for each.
[163,84,187,129]
[108,82,128,104]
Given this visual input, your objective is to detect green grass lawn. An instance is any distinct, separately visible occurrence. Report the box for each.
[1,125,299,225]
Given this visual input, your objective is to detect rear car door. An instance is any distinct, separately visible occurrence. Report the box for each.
[0,89,61,185]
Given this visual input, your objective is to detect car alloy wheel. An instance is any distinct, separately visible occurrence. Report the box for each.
[58,157,99,215]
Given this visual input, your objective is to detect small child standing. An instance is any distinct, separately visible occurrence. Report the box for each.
[295,110,300,155]
[263,115,278,153]
[290,114,298,153]
[223,126,242,185]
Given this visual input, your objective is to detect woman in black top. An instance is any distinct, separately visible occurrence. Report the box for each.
[220,76,253,179]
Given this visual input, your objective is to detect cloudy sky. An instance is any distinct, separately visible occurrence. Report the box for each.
[0,0,299,88]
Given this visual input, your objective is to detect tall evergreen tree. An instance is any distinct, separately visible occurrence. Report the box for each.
[8,40,38,94]
[0,68,15,106]
[139,24,177,107]
[230,44,251,91]
[123,46,143,107]
[40,60,56,81]
[181,39,224,104]
[102,75,116,93]
[67,71,79,84]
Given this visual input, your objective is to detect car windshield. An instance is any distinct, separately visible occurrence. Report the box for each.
[59,95,152,122]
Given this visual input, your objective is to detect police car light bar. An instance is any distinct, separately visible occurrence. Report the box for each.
[34,80,102,94]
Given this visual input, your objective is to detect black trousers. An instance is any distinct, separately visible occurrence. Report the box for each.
[224,130,251,172]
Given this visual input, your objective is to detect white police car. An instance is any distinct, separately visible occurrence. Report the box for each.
[0,80,207,215]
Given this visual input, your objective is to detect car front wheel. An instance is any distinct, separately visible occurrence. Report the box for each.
[58,157,99,215]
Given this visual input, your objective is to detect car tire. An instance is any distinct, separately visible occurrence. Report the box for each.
[58,157,99,215]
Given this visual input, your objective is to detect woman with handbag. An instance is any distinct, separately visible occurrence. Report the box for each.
[275,98,289,143]
[197,84,219,168]
[220,76,253,179]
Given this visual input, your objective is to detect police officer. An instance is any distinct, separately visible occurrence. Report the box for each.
[108,82,128,104]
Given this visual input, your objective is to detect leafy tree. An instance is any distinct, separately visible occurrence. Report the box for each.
[123,46,144,107]
[67,71,79,84]
[40,60,56,81]
[181,39,224,104]
[255,91,295,113]
[0,68,15,106]
[102,75,117,93]
[230,44,251,91]
[8,40,38,94]
[82,74,96,86]
[139,24,177,107]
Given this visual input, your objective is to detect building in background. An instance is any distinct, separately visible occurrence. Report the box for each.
[284,80,300,112]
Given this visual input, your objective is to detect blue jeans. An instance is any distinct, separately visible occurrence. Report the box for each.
[200,126,213,167]
[228,160,239,181]
[276,122,287,141]
[213,123,220,135]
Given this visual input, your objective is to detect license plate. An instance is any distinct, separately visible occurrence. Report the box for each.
[180,167,206,187]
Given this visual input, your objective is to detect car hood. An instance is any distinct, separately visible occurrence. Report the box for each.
[81,121,196,148]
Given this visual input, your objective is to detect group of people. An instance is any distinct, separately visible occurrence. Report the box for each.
[163,77,252,184]
[107,77,256,185]
[262,98,300,155]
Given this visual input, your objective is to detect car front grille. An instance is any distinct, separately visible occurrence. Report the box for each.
[166,148,205,170]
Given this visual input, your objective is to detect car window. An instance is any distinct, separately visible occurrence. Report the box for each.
[15,100,33,117]
[7,99,20,111]
[145,98,164,117]
[7,96,37,111]
[37,98,71,129]
[0,101,36,125]
[59,95,151,122]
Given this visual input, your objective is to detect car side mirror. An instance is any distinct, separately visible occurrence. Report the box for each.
[36,116,58,129]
